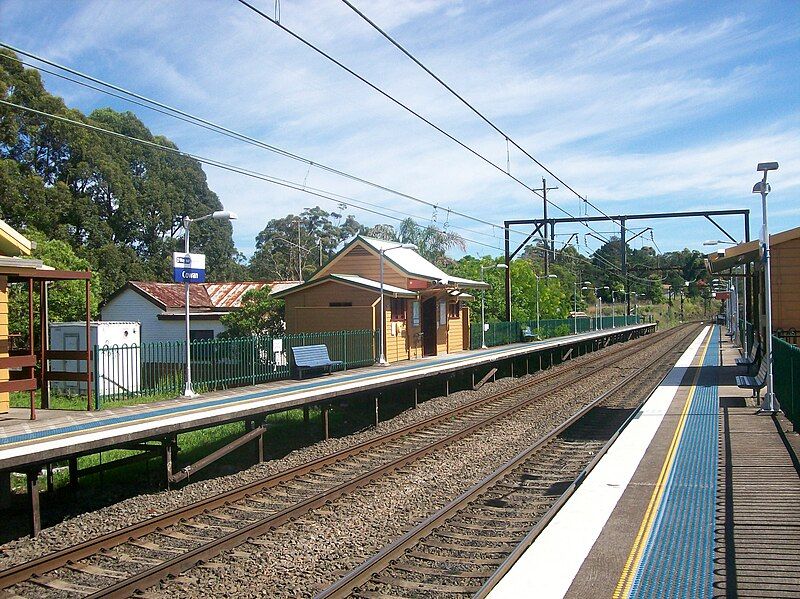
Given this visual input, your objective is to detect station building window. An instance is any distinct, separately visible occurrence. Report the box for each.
[190,329,214,342]
[448,301,461,318]
[390,298,407,321]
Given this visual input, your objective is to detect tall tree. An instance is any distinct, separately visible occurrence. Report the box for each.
[0,50,245,300]
[249,206,361,281]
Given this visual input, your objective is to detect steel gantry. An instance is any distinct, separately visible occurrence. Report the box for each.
[503,209,750,320]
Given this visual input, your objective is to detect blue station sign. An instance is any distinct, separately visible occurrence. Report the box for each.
[172,252,206,283]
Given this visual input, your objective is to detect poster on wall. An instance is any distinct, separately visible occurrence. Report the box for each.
[439,300,447,326]
[412,301,420,326]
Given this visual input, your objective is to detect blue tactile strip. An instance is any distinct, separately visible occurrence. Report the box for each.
[0,327,632,448]
[628,326,719,599]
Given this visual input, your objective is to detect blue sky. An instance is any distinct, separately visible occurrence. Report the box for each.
[1,0,798,259]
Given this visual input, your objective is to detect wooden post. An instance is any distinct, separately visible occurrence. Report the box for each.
[374,396,380,427]
[85,279,92,412]
[255,417,265,463]
[510,360,514,378]
[0,471,11,510]
[303,405,310,424]
[69,457,78,489]
[413,385,418,408]
[27,468,41,537]
[322,405,330,440]
[445,379,449,397]
[39,280,49,409]
[163,438,175,489]
[27,278,35,421]
[46,463,54,493]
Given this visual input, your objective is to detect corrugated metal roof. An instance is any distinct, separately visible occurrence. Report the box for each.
[358,236,487,288]
[129,281,299,311]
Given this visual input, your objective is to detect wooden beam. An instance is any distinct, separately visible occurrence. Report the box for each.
[169,425,265,484]
[322,405,330,440]
[473,368,498,391]
[27,469,41,537]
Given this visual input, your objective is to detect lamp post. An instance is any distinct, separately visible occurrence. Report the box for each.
[535,273,558,334]
[611,290,624,328]
[753,161,780,413]
[377,242,418,366]
[597,286,609,329]
[481,263,508,349]
[181,210,237,397]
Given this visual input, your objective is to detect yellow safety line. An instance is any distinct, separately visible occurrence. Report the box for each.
[612,327,713,599]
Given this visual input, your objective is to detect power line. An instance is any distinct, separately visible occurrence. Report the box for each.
[0,99,503,253]
[1,98,659,287]
[0,44,507,245]
[338,0,642,240]
[234,1,629,247]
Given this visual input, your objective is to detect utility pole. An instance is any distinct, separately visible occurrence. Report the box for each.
[533,179,558,275]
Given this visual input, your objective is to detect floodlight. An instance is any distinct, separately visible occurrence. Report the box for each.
[756,162,779,172]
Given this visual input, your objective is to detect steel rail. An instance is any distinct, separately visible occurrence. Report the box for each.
[0,325,666,594]
[315,324,702,598]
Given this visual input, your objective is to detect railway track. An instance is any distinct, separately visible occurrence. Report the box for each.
[315,324,705,599]
[0,324,691,598]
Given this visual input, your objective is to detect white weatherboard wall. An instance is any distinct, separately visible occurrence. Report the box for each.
[50,321,141,395]
[101,288,226,344]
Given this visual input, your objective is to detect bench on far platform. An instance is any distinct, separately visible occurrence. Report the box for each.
[291,344,343,380]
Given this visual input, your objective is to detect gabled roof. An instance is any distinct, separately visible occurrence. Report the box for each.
[107,281,299,312]
[0,219,33,257]
[313,235,487,289]
[271,274,418,299]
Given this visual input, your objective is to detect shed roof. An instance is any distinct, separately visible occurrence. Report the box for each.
[116,281,298,311]
[705,226,800,273]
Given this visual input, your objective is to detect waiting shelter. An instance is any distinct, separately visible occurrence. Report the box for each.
[0,220,92,417]
[273,235,488,362]
[706,225,800,346]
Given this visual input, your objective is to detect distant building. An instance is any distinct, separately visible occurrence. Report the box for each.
[273,235,487,362]
[101,281,300,344]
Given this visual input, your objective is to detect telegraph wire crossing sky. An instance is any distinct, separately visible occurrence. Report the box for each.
[0,0,798,258]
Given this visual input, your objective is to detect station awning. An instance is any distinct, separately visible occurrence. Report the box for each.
[706,240,760,273]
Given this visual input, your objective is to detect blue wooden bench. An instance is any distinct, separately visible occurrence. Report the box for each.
[521,326,538,342]
[291,344,343,380]
[735,357,768,401]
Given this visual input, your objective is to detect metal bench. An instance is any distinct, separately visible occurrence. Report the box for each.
[735,341,760,368]
[291,344,343,380]
[521,327,538,342]
[735,358,768,401]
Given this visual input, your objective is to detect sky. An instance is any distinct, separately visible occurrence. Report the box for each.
[1,0,798,260]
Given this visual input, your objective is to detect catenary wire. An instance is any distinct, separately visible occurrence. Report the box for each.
[0,98,659,287]
[338,0,644,240]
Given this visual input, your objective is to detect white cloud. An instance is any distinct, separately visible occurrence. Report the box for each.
[1,0,798,258]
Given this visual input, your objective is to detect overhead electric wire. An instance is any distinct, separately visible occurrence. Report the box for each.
[338,0,643,241]
[0,99,503,253]
[2,41,664,259]
[234,1,634,247]
[1,98,659,287]
[0,43,507,245]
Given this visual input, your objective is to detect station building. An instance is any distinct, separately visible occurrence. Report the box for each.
[273,235,488,362]
[706,224,800,345]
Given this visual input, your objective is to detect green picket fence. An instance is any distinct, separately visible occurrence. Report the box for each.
[470,315,641,349]
[773,336,800,430]
[93,329,376,406]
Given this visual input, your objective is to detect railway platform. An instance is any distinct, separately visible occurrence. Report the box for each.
[0,324,653,536]
[489,324,800,598]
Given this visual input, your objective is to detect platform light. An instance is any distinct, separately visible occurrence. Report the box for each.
[180,209,237,397]
[753,160,780,413]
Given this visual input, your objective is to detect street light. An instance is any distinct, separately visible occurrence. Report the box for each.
[377,242,418,366]
[181,210,237,397]
[535,273,558,334]
[480,263,508,349]
[612,289,624,328]
[753,160,779,413]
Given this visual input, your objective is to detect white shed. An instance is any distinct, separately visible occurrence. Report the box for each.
[49,321,141,396]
